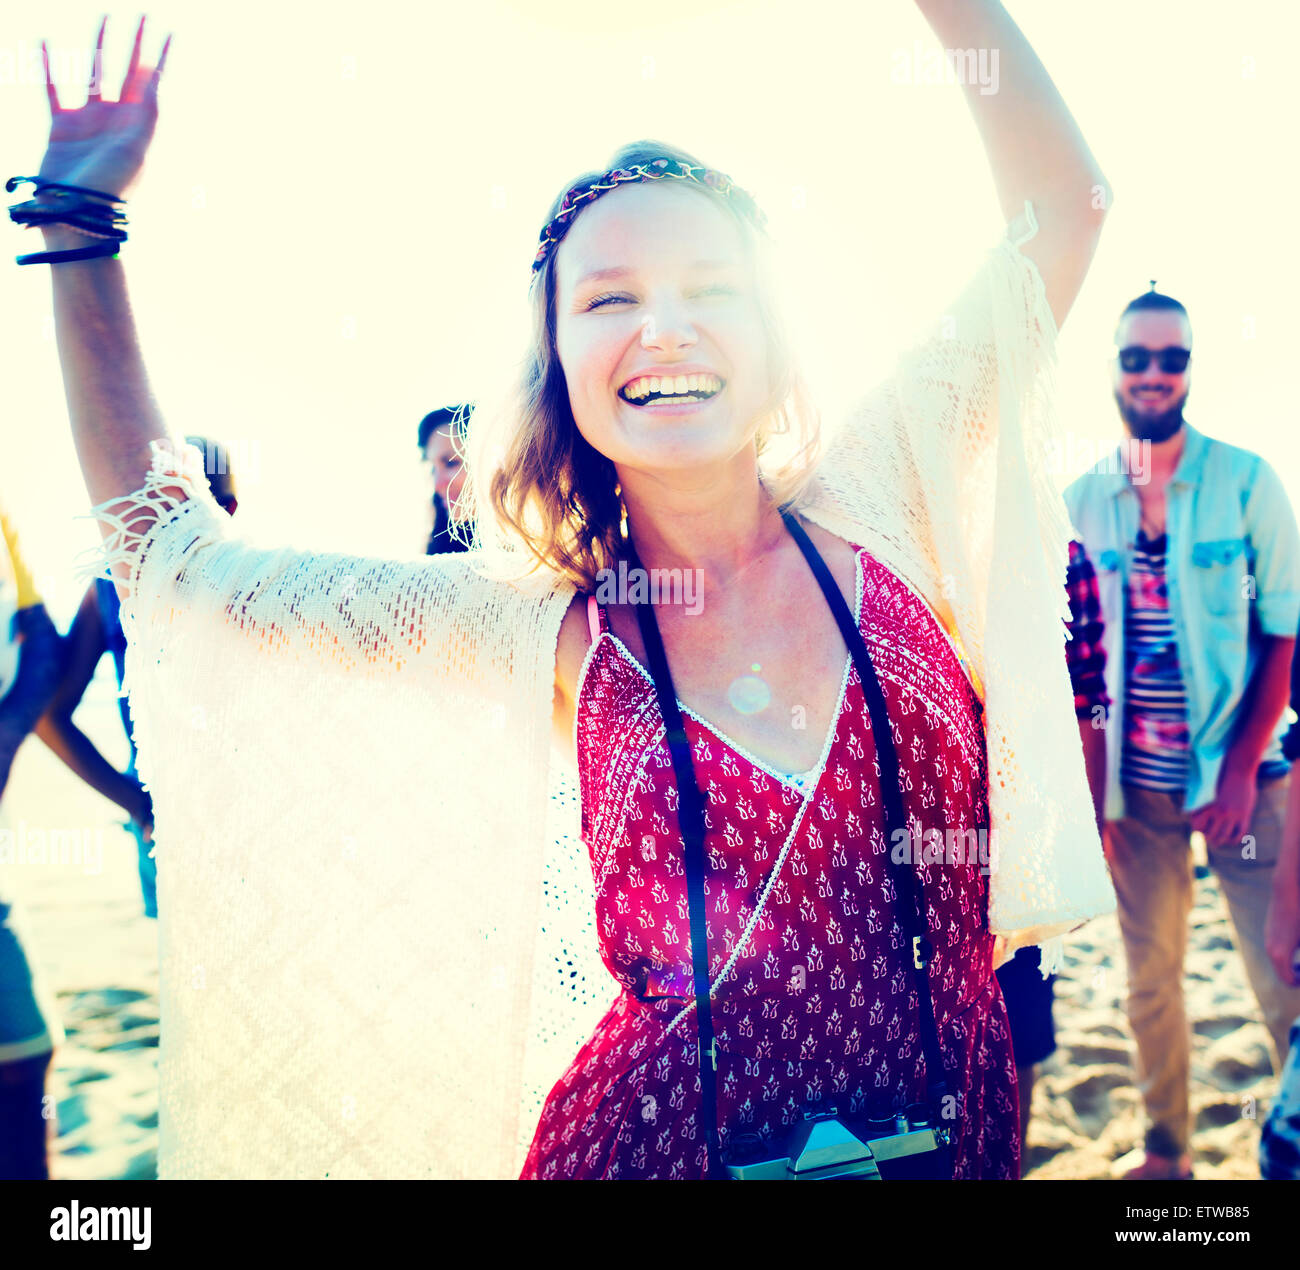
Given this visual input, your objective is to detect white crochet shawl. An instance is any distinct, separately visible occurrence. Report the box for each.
[87,203,1113,1179]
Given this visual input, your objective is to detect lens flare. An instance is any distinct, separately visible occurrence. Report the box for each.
[728,673,771,715]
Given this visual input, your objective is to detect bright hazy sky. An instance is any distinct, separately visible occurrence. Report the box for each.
[2,0,1296,623]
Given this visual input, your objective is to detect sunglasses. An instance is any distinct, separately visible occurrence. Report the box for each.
[1118,346,1191,375]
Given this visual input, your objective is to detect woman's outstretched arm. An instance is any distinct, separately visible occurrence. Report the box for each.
[913,0,1110,329]
[32,18,174,539]
[27,18,527,685]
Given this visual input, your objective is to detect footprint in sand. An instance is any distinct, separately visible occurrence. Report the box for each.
[1196,1098,1251,1131]
[55,1094,90,1135]
[1206,1038,1272,1088]
[101,1033,159,1052]
[1084,1022,1129,1041]
[121,1149,157,1181]
[64,1068,111,1086]
[1059,1040,1131,1066]
[116,1012,159,1031]
[1051,1064,1131,1120]
[1193,1014,1254,1041]
[1195,931,1237,953]
[68,987,151,1008]
[1022,1142,1060,1173]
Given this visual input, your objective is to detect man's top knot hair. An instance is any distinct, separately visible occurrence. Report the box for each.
[1121,280,1188,319]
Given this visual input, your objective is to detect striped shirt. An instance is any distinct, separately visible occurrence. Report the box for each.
[1121,529,1191,791]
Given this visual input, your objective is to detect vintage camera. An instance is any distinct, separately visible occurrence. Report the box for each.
[722,1105,951,1180]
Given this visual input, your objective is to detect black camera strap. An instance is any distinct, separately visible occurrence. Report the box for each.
[627,508,949,1180]
[626,536,727,1177]
[779,511,950,1112]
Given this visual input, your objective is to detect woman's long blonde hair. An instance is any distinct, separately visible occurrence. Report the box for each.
[462,141,824,592]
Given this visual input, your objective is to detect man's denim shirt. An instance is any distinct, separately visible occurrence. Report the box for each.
[1063,424,1300,821]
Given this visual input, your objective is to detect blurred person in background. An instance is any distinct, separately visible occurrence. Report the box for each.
[997,537,1109,1167]
[35,436,237,920]
[419,406,473,555]
[1065,286,1300,1180]
[0,506,66,1178]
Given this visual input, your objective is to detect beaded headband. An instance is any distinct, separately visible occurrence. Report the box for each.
[531,157,768,278]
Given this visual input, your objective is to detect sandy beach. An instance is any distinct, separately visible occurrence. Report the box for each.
[0,704,1279,1181]
[1026,873,1276,1179]
[1,693,159,1183]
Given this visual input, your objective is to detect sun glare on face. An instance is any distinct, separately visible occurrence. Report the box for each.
[553,181,773,478]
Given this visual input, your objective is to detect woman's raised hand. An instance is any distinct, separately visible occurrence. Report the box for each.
[36,15,171,200]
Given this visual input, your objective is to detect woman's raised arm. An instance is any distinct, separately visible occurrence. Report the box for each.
[913,0,1110,330]
[32,18,174,531]
[798,4,1114,947]
[806,0,1113,637]
[24,18,557,686]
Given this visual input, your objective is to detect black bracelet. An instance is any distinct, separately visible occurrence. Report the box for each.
[10,197,126,224]
[10,209,128,241]
[16,241,120,266]
[5,175,124,205]
[11,214,128,242]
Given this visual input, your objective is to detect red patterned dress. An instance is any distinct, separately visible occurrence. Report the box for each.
[521,544,1019,1180]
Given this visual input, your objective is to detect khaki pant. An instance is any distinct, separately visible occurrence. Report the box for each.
[1105,777,1300,1158]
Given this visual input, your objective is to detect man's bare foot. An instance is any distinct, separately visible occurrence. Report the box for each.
[1115,1148,1193,1180]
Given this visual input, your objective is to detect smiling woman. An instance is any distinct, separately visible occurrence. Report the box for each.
[24,3,1116,1181]
[471,141,821,590]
